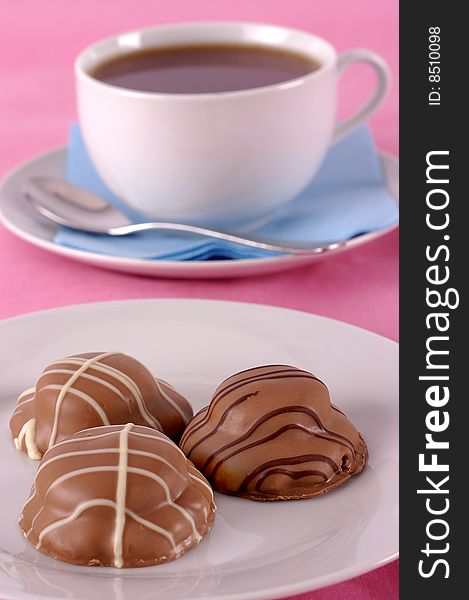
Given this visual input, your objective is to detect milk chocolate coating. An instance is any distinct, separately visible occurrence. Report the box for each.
[19,424,216,567]
[10,352,193,459]
[180,365,367,501]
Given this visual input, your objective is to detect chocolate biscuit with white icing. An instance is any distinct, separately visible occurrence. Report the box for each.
[19,424,216,567]
[10,352,192,459]
[180,365,367,501]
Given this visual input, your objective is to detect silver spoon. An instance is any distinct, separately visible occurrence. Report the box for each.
[22,176,346,255]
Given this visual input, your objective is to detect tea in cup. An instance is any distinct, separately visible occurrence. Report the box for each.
[76,22,390,225]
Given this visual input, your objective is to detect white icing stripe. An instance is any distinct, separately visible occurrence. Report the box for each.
[50,429,120,450]
[26,506,44,537]
[126,467,201,542]
[14,388,36,415]
[14,418,41,460]
[43,385,110,428]
[130,449,183,478]
[50,357,162,430]
[188,469,214,500]
[161,380,177,391]
[36,499,177,553]
[44,369,132,411]
[21,486,38,513]
[24,442,186,513]
[49,428,177,453]
[21,433,123,510]
[37,499,116,549]
[47,352,117,448]
[154,378,189,424]
[45,466,118,493]
[62,428,184,457]
[42,463,201,540]
[113,423,132,568]
[25,424,211,564]
[89,362,163,430]
[37,448,183,480]
[125,508,177,552]
[186,462,215,506]
[16,396,35,407]
[129,431,187,459]
[18,387,35,400]
[48,358,95,367]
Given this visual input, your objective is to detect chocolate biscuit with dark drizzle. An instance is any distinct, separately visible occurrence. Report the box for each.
[180,365,367,500]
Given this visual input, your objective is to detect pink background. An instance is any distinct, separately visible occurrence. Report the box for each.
[0,1,398,598]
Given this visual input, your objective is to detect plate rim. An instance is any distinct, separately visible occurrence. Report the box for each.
[0,147,399,277]
[0,297,399,347]
[0,553,399,600]
[0,298,398,600]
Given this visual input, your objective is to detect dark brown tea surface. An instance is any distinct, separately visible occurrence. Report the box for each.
[91,43,319,94]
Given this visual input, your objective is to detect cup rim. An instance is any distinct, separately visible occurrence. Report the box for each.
[75,20,337,101]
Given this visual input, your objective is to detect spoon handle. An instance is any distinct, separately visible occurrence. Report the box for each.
[107,221,345,255]
[24,176,352,255]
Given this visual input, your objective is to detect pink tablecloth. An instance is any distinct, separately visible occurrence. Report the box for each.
[0,1,398,598]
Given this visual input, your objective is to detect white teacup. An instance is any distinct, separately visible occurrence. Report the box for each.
[75,22,390,226]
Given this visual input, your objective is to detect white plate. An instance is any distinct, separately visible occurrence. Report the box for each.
[0,299,398,600]
[0,149,398,279]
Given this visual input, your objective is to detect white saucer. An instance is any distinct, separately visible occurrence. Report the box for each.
[0,148,398,279]
[0,299,398,600]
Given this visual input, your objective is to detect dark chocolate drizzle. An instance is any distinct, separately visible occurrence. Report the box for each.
[182,392,259,455]
[212,366,327,402]
[254,468,328,492]
[201,407,357,479]
[180,366,323,449]
[238,454,338,493]
[179,365,366,500]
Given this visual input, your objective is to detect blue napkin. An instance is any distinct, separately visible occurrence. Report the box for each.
[55,124,398,260]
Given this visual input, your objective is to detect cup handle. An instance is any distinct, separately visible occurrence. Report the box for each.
[332,49,391,144]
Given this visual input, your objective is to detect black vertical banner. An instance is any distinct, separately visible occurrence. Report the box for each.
[400,2,464,598]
